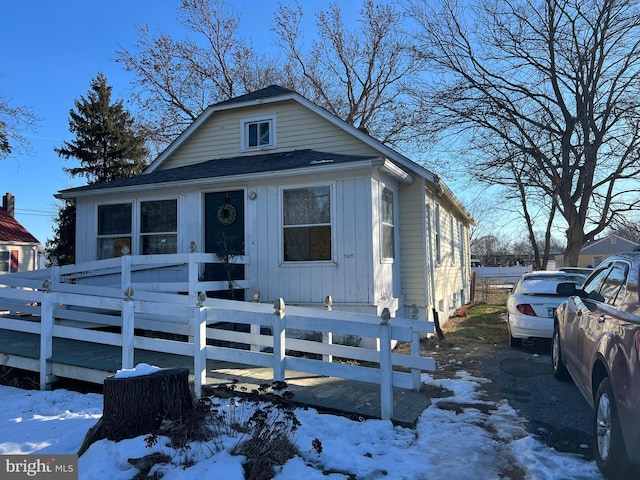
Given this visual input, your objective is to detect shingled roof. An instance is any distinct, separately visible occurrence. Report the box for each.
[59,149,377,196]
[0,208,39,244]
[213,85,295,107]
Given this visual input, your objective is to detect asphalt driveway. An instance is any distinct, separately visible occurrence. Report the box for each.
[476,339,595,461]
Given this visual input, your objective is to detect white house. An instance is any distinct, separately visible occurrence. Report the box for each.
[56,86,475,322]
[0,192,40,273]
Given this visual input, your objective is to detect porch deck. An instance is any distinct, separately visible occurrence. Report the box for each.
[0,326,430,426]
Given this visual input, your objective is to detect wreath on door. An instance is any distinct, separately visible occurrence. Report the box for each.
[217,202,237,226]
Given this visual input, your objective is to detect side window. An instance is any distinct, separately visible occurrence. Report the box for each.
[581,264,612,302]
[283,186,332,262]
[241,114,276,150]
[97,203,132,259]
[381,188,394,260]
[435,204,441,263]
[140,199,178,255]
[0,251,9,272]
[599,262,628,306]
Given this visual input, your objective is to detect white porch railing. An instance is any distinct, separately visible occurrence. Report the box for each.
[0,255,435,420]
[14,248,250,297]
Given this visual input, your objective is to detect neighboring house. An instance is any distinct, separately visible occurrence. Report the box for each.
[575,234,640,268]
[56,85,475,321]
[0,192,40,273]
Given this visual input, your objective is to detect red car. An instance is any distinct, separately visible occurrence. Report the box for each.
[552,253,640,479]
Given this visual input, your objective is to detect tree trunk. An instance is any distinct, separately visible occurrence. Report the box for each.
[101,367,194,442]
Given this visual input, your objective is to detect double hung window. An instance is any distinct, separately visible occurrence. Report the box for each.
[381,188,395,260]
[0,251,9,272]
[97,199,178,259]
[140,199,178,255]
[97,203,132,259]
[283,186,332,262]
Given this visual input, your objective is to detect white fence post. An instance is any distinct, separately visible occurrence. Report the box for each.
[189,242,198,299]
[121,287,135,370]
[322,295,333,363]
[379,308,393,421]
[273,298,286,382]
[410,330,422,390]
[409,305,421,391]
[193,292,207,398]
[250,290,261,352]
[121,249,132,292]
[39,280,54,390]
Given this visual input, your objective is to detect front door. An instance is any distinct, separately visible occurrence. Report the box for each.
[204,191,245,299]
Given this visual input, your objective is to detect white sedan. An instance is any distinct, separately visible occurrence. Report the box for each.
[506,271,586,347]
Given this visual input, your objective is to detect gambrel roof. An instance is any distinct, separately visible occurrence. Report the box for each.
[57,85,474,224]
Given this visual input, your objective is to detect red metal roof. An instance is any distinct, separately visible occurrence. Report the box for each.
[0,208,39,244]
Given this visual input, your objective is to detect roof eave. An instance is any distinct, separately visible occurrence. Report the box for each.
[57,159,384,200]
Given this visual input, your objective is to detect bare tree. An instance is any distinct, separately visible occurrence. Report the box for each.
[471,234,510,266]
[117,0,429,154]
[0,88,39,160]
[609,214,640,243]
[406,0,640,266]
[274,0,427,149]
[115,0,285,150]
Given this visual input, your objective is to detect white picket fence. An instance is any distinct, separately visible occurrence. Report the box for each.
[0,253,435,420]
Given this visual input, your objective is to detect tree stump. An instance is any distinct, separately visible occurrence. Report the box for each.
[101,367,194,442]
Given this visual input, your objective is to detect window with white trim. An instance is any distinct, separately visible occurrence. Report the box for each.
[97,203,132,259]
[450,214,455,264]
[140,199,178,255]
[0,251,9,272]
[283,186,332,262]
[381,188,395,260]
[435,204,441,263]
[241,114,276,150]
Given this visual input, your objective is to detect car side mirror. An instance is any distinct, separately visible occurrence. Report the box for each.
[556,282,584,297]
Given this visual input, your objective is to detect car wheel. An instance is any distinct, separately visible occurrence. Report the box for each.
[551,324,570,381]
[507,319,522,347]
[593,377,636,479]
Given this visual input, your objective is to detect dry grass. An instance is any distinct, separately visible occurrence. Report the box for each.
[395,303,508,379]
[441,304,507,344]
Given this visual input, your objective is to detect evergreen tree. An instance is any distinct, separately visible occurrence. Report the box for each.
[47,73,148,265]
[46,201,76,266]
[54,72,148,182]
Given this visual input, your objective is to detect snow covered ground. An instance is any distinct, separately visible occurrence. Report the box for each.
[0,369,603,479]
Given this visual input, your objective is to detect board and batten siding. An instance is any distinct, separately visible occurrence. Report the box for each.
[246,175,374,306]
[75,172,378,306]
[158,101,381,171]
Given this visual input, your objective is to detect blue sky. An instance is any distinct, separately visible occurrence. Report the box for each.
[1,0,340,246]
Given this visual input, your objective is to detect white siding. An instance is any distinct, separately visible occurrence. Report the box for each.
[248,174,374,306]
[0,244,39,273]
[75,170,378,307]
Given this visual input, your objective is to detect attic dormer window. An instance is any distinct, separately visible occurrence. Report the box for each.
[241,114,276,150]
